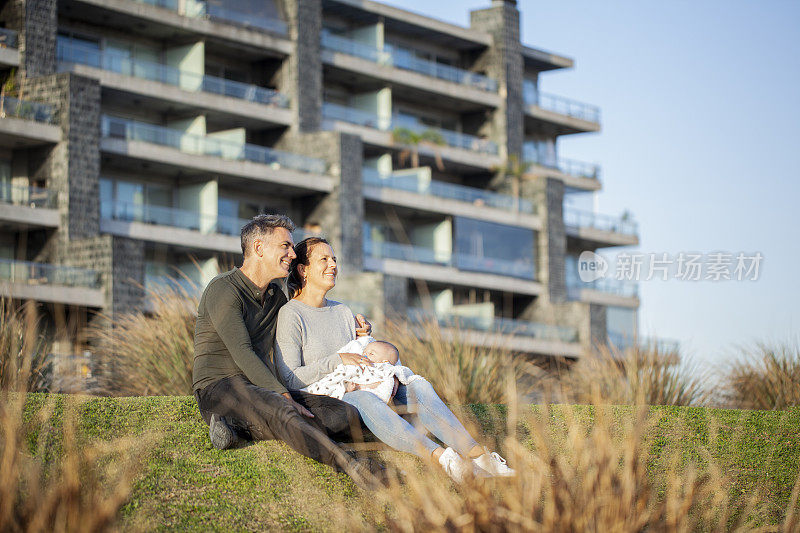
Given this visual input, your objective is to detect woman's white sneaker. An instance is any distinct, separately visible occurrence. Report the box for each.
[473,451,515,477]
[438,447,470,483]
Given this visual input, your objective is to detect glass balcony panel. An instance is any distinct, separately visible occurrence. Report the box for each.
[129,0,287,34]
[321,31,497,92]
[0,184,57,208]
[103,200,250,236]
[0,259,101,289]
[322,102,382,128]
[0,96,54,123]
[523,80,600,123]
[101,116,326,174]
[564,207,638,236]
[0,28,19,49]
[58,41,289,108]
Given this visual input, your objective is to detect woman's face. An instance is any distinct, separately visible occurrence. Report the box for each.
[301,242,337,292]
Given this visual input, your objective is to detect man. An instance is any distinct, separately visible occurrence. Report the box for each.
[192,214,379,486]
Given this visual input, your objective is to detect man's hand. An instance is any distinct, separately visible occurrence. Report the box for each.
[339,352,373,367]
[282,392,314,418]
[355,314,372,337]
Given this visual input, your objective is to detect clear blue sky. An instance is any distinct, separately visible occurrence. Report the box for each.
[392,0,800,366]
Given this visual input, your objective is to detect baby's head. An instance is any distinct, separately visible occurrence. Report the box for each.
[363,340,400,365]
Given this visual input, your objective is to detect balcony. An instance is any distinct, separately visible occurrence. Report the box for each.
[523,80,600,135]
[564,207,639,247]
[363,168,536,224]
[365,239,533,280]
[567,277,639,307]
[322,103,499,169]
[0,184,60,229]
[132,0,287,35]
[523,143,601,191]
[0,28,19,67]
[0,97,61,147]
[0,259,104,307]
[58,42,289,108]
[607,332,680,356]
[321,31,497,94]
[100,116,332,192]
[408,307,581,356]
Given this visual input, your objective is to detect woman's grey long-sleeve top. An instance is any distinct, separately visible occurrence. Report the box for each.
[274,298,357,390]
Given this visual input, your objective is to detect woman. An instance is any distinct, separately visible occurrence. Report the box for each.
[274,237,513,481]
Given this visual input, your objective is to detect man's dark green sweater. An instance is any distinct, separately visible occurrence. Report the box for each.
[192,268,288,394]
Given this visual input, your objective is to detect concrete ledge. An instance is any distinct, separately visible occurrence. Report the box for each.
[100,138,334,193]
[65,63,293,127]
[329,0,492,48]
[0,205,60,229]
[435,326,583,357]
[524,165,601,192]
[0,47,20,68]
[0,282,105,308]
[100,219,241,254]
[525,105,601,135]
[566,225,639,247]
[364,256,543,296]
[322,50,501,108]
[322,119,503,171]
[0,117,61,147]
[573,288,639,308]
[522,45,573,71]
[363,185,542,230]
[73,0,293,55]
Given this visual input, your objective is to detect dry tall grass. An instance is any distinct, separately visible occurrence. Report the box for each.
[550,342,709,407]
[92,283,198,396]
[354,401,800,532]
[0,299,52,392]
[0,301,155,532]
[721,340,800,410]
[383,317,524,405]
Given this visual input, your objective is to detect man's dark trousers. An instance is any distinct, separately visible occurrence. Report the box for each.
[195,375,366,471]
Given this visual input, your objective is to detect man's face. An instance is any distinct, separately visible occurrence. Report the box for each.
[260,227,296,281]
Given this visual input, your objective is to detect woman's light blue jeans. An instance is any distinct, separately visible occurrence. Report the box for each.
[342,379,479,457]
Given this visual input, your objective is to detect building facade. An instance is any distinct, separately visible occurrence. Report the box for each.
[0,0,639,369]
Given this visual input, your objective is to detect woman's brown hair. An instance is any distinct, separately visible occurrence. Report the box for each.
[287,237,331,298]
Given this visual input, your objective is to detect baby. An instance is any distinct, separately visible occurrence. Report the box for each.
[302,336,424,403]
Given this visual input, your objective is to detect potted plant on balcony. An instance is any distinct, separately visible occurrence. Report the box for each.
[491,154,531,212]
[392,127,446,171]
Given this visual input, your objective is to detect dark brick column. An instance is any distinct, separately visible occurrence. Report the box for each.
[470,0,524,159]
[278,0,322,132]
[1,0,57,78]
[527,177,566,302]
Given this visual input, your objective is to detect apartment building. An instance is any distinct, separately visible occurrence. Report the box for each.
[0,0,640,368]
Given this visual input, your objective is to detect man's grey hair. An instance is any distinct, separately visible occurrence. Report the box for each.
[240,214,296,256]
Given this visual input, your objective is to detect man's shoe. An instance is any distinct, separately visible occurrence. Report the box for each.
[209,413,240,450]
[472,451,516,477]
[438,447,471,483]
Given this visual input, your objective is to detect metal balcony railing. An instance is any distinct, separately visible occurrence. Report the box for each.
[0,184,57,208]
[607,332,680,354]
[0,259,101,289]
[0,96,54,124]
[0,27,18,49]
[322,103,498,155]
[564,207,638,236]
[523,80,600,123]
[363,167,534,214]
[567,277,639,298]
[363,236,536,280]
[131,0,287,34]
[522,144,600,181]
[101,115,327,175]
[408,307,578,343]
[57,42,289,108]
[103,201,250,236]
[321,31,497,92]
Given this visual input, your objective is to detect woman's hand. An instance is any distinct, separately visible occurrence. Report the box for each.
[339,352,373,367]
[355,314,372,337]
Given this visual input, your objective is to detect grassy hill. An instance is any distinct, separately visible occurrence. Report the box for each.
[16,394,800,531]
